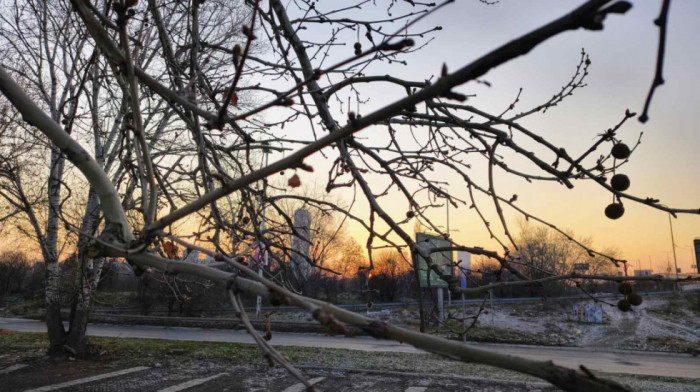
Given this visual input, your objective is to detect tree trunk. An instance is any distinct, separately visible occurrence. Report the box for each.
[44,258,66,354]
[66,257,104,357]
[66,187,103,357]
[45,145,67,354]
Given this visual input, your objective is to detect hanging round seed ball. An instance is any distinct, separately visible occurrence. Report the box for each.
[611,143,631,159]
[605,203,625,220]
[617,298,631,312]
[354,42,362,55]
[628,292,643,306]
[618,282,633,295]
[610,174,630,191]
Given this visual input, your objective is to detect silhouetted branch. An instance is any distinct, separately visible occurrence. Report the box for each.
[639,0,671,123]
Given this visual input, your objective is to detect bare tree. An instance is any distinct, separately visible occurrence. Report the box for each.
[0,0,247,355]
[505,222,619,295]
[367,249,412,302]
[1,0,699,391]
[514,222,618,276]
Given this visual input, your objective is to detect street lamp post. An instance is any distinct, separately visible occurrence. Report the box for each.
[255,148,270,319]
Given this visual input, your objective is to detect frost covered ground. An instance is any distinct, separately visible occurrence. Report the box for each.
[2,332,699,392]
[271,291,700,353]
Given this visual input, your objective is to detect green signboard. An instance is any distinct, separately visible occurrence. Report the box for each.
[415,232,454,288]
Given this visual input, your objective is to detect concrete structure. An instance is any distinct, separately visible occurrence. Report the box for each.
[291,208,311,279]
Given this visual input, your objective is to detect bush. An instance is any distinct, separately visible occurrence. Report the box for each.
[0,251,31,295]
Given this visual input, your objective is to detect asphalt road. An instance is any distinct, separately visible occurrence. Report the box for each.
[2,317,698,379]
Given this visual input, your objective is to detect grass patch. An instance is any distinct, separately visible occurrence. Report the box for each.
[91,291,138,307]
[465,324,571,346]
[0,331,259,363]
[0,331,537,382]
[0,331,49,359]
[0,296,43,317]
[426,319,573,347]
[646,336,700,355]
[1,331,699,389]
[646,292,700,318]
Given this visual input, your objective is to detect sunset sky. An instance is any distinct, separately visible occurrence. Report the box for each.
[2,1,698,275]
[271,0,700,274]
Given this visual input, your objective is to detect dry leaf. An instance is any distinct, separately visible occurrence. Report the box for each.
[288,174,301,188]
[163,241,178,259]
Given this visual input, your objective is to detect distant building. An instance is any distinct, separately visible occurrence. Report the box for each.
[291,209,311,279]
[633,269,653,277]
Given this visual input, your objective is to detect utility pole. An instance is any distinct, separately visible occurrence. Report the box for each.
[668,213,680,289]
[461,290,466,343]
[457,251,470,343]
[455,195,462,341]
[446,199,451,307]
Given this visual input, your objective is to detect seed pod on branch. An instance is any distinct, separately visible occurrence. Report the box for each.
[618,282,632,295]
[628,293,643,306]
[617,298,631,312]
[611,143,631,159]
[610,174,630,191]
[354,42,362,55]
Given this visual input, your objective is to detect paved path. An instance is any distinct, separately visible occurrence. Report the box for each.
[2,317,698,379]
[22,366,149,392]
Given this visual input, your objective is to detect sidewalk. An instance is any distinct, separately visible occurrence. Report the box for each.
[2,317,699,379]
